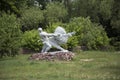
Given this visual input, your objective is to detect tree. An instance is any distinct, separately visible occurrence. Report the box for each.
[20,7,44,31]
[0,0,28,16]
[111,0,120,35]
[44,2,68,25]
[65,0,101,22]
[63,0,119,50]
[0,13,22,58]
[110,0,120,50]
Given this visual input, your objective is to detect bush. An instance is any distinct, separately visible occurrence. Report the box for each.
[66,36,78,50]
[20,7,44,31]
[21,17,110,51]
[0,13,22,57]
[21,30,42,52]
[66,17,110,50]
[110,37,120,50]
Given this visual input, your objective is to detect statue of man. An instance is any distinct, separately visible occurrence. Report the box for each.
[38,26,75,53]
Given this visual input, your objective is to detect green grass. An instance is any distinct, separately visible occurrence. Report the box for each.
[0,51,120,80]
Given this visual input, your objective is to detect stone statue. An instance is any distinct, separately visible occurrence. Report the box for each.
[38,26,75,53]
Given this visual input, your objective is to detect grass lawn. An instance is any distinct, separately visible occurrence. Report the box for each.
[0,51,120,80]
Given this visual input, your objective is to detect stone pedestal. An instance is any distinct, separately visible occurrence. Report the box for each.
[29,51,75,61]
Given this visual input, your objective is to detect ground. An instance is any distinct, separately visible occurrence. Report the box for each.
[0,51,120,80]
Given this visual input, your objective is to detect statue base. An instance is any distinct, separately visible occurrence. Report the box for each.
[29,51,75,61]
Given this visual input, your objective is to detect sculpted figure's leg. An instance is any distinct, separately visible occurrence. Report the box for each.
[45,42,52,52]
[41,44,47,53]
[44,46,51,52]
[41,42,52,53]
[51,42,68,52]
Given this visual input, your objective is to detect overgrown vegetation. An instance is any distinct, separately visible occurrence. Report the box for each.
[0,13,22,57]
[66,17,110,50]
[20,7,44,31]
[44,2,68,24]
[21,30,42,51]
[0,0,120,57]
[0,51,120,80]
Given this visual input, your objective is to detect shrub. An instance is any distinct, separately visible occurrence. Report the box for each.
[21,30,42,52]
[66,36,78,50]
[0,13,22,57]
[110,37,120,50]
[66,17,110,50]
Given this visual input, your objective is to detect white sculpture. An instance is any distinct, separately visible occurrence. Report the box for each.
[38,26,75,53]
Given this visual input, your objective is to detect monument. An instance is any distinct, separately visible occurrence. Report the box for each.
[29,26,75,61]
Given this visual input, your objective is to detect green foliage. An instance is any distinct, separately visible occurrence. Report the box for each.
[0,0,28,15]
[110,37,120,50]
[1,0,119,51]
[99,0,114,20]
[67,0,114,21]
[67,0,100,22]
[110,0,120,50]
[20,7,44,31]
[0,13,22,57]
[45,22,62,33]
[65,0,119,49]
[21,30,42,51]
[44,2,68,24]
[66,17,110,50]
[111,0,120,31]
[66,36,78,50]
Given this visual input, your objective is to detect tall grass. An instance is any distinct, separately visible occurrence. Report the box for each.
[0,51,120,80]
